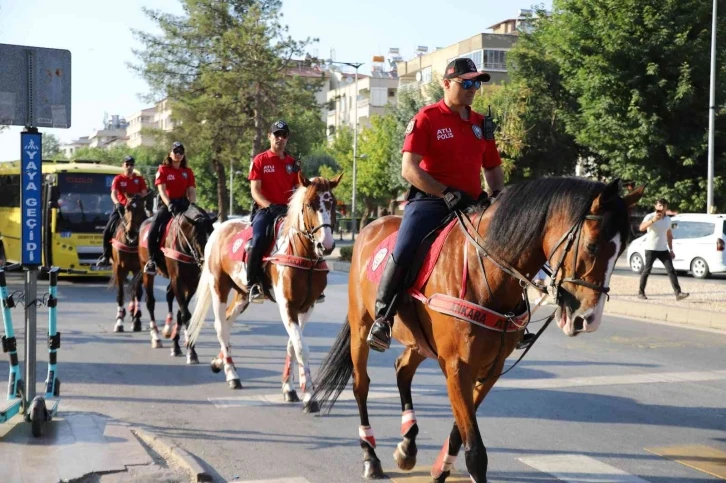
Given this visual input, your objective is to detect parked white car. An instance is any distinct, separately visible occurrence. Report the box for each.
[627,213,726,278]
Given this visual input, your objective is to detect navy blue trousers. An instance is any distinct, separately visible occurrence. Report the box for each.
[392,196,450,269]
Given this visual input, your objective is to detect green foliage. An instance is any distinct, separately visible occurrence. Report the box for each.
[132,0,325,218]
[66,144,168,188]
[541,0,726,211]
[338,245,353,262]
[42,134,61,159]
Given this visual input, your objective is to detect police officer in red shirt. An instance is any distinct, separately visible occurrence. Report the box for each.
[367,58,505,352]
[97,156,149,266]
[144,142,197,274]
[246,120,301,302]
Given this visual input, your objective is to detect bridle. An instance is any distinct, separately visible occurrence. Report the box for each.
[545,214,610,302]
[173,210,207,268]
[455,208,611,303]
[121,195,144,245]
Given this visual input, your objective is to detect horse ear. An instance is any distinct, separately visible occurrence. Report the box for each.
[298,171,311,187]
[329,172,343,189]
[591,178,621,213]
[623,185,645,209]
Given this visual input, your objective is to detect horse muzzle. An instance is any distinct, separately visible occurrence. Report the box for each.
[316,241,335,257]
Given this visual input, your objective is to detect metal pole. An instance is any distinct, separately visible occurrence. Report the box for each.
[707,0,718,214]
[229,159,234,216]
[352,65,359,240]
[24,267,38,405]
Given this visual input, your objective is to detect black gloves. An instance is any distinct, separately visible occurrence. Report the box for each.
[115,203,125,214]
[442,187,474,212]
[169,200,183,215]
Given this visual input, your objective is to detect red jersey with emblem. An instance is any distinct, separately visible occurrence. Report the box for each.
[155,165,196,199]
[111,174,148,206]
[403,99,502,199]
[248,150,299,205]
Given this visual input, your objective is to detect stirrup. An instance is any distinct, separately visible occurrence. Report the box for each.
[516,332,536,351]
[367,320,392,352]
[96,256,110,267]
[248,284,264,304]
[144,261,156,274]
[316,292,326,304]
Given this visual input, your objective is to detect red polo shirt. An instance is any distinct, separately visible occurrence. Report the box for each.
[402,99,502,199]
[111,174,148,205]
[155,165,196,200]
[248,150,299,205]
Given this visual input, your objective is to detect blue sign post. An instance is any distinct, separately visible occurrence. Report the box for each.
[21,131,42,266]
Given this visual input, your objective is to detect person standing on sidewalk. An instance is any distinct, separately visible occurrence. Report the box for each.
[638,198,689,301]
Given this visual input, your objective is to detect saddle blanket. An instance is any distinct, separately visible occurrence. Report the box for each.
[365,219,457,291]
[227,220,283,263]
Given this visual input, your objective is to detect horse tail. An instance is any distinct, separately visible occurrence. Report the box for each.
[129,270,143,295]
[187,266,212,347]
[310,316,352,414]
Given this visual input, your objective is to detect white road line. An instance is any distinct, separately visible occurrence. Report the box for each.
[209,369,726,407]
[519,454,651,482]
[236,478,312,483]
[494,369,726,390]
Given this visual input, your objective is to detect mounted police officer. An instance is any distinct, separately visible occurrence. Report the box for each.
[97,155,148,267]
[367,58,505,353]
[247,120,301,303]
[144,142,197,274]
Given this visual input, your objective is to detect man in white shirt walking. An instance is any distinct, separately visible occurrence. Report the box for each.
[638,198,689,301]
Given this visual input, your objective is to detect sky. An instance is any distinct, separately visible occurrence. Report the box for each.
[0,0,552,162]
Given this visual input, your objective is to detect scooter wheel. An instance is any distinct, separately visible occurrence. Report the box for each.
[30,397,46,437]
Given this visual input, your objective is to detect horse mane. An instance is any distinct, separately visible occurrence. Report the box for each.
[284,185,308,234]
[480,177,625,262]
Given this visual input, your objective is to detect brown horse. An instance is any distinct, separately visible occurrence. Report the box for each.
[186,173,342,411]
[311,177,644,482]
[108,194,150,334]
[133,202,215,363]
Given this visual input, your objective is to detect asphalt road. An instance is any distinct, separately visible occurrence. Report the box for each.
[1,271,724,483]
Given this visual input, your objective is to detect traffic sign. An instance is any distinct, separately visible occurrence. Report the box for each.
[21,132,42,266]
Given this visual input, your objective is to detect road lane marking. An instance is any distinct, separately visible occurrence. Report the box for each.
[519,454,650,482]
[645,445,726,480]
[387,466,470,482]
[209,370,726,408]
[237,478,312,483]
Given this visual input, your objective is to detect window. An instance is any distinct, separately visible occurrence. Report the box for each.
[388,88,396,97]
[0,175,21,207]
[671,221,715,239]
[483,50,507,71]
[421,66,432,84]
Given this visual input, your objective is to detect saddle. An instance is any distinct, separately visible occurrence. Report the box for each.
[227,217,285,264]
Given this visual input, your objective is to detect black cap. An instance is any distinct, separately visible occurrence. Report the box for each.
[124,155,135,164]
[443,58,491,82]
[269,120,290,135]
[171,141,185,152]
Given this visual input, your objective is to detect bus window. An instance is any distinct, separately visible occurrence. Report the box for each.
[56,173,115,232]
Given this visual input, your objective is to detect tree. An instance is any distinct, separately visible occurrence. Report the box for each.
[42,134,61,159]
[543,0,726,211]
[132,0,324,220]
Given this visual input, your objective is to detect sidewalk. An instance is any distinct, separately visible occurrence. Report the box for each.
[0,412,208,483]
[326,260,726,332]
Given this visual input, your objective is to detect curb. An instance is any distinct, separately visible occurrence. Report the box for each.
[327,260,725,332]
[132,427,213,483]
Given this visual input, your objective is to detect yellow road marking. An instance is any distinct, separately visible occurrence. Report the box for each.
[645,445,726,479]
[387,466,470,482]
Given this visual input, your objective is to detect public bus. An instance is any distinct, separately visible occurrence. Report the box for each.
[0,159,147,277]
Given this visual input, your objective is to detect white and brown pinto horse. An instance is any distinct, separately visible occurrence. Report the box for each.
[187,172,342,412]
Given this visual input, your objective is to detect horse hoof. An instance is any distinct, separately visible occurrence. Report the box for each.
[283,390,300,403]
[187,353,199,365]
[162,324,173,339]
[132,321,142,332]
[362,459,385,479]
[303,400,320,414]
[210,360,222,374]
[114,324,124,333]
[170,347,183,357]
[228,379,243,389]
[432,471,450,483]
[393,444,417,471]
[152,340,162,349]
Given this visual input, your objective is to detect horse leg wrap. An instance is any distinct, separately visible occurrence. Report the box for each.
[400,409,417,436]
[359,425,376,449]
[431,437,458,479]
[117,307,126,319]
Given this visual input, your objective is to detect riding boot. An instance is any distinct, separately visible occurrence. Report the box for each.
[246,243,266,304]
[97,217,116,267]
[367,255,407,352]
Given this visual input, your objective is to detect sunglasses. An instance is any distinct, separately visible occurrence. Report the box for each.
[172,149,185,155]
[272,131,289,139]
[452,79,482,90]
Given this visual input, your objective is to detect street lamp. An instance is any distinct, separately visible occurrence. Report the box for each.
[352,153,368,239]
[706,0,718,214]
[327,59,364,238]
